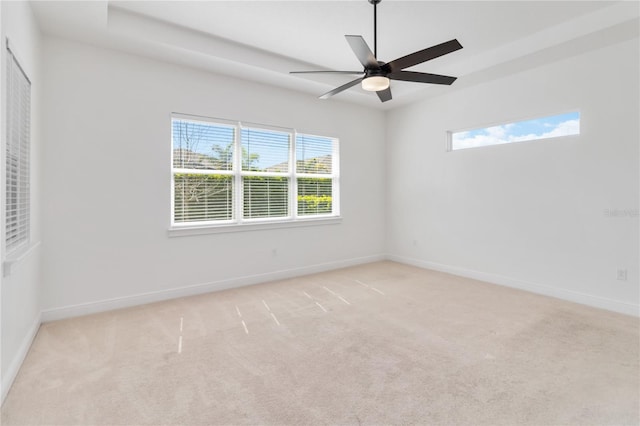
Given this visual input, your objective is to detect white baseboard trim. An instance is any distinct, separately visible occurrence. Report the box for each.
[387,255,639,317]
[1,312,41,405]
[41,254,386,322]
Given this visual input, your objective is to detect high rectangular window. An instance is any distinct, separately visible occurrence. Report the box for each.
[449,111,580,151]
[5,44,31,254]
[171,115,339,229]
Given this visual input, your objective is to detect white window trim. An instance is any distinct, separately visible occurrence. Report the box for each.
[168,216,342,237]
[169,113,341,236]
[2,241,40,277]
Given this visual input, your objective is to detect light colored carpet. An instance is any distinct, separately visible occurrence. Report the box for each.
[2,261,639,425]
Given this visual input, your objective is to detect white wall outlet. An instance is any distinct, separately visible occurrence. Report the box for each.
[617,269,628,281]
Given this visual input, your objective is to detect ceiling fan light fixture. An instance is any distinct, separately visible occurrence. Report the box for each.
[362,76,390,91]
[289,0,462,102]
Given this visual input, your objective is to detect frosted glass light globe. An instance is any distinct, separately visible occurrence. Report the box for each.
[361,76,390,92]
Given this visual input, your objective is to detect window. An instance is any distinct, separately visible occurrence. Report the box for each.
[171,115,339,230]
[5,43,31,254]
[448,111,580,151]
[296,134,335,216]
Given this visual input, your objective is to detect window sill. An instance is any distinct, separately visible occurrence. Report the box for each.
[3,241,41,277]
[168,216,342,238]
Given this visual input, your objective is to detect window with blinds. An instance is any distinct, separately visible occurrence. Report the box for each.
[5,45,31,254]
[295,134,336,216]
[241,126,290,219]
[171,115,339,228]
[172,119,235,223]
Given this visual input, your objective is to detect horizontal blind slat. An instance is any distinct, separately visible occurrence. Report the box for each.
[243,176,289,219]
[296,134,334,174]
[241,127,290,172]
[172,119,235,171]
[174,174,233,222]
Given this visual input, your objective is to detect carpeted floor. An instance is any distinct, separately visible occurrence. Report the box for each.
[2,261,639,425]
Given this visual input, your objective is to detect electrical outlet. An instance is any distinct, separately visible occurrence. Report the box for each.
[617,269,628,281]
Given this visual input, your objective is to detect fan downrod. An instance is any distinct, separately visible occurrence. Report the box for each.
[368,0,382,57]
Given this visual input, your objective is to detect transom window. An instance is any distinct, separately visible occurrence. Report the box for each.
[171,115,339,229]
[448,111,580,151]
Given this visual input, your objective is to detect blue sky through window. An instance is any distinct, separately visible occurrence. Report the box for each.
[451,111,580,151]
[172,120,234,156]
[241,128,290,170]
[297,134,332,160]
[173,119,336,171]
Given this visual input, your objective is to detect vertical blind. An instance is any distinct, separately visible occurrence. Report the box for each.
[5,45,31,254]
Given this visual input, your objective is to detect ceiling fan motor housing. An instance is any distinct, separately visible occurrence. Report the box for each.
[365,61,387,78]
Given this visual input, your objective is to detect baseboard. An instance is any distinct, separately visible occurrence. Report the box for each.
[1,312,41,405]
[41,254,386,322]
[387,254,639,317]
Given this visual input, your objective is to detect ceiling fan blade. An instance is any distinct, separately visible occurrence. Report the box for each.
[290,70,364,75]
[319,77,363,100]
[389,70,457,85]
[376,87,392,102]
[345,35,380,69]
[384,39,463,72]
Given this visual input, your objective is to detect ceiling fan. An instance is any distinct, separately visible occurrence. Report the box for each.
[290,0,463,103]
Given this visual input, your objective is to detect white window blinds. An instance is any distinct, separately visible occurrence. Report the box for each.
[171,115,339,228]
[241,126,291,220]
[296,134,333,175]
[241,127,290,173]
[5,44,31,254]
[172,119,235,223]
[295,134,336,216]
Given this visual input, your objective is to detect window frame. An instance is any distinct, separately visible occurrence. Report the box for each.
[294,131,340,220]
[4,39,31,257]
[239,123,293,223]
[169,114,341,236]
[171,116,237,227]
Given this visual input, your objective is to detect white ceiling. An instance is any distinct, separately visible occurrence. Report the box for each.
[30,1,640,110]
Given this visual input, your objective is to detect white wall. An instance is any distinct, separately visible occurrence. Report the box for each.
[40,37,386,317]
[0,1,43,401]
[386,37,639,315]
[1,6,637,407]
